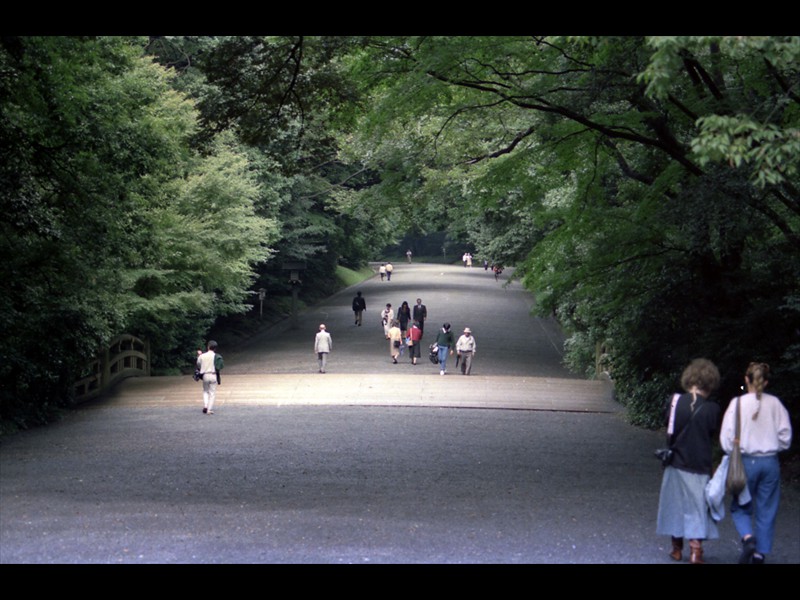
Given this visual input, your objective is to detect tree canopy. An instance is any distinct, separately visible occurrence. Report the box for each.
[1,35,797,430]
[340,36,799,424]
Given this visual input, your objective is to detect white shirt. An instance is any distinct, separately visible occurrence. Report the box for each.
[720,393,792,456]
[197,350,216,374]
[456,334,476,353]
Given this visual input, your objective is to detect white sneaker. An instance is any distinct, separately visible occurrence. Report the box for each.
[440,370,444,375]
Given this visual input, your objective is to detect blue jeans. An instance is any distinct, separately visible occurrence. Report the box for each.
[437,346,449,371]
[730,455,781,555]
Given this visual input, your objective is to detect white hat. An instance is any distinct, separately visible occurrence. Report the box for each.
[319,324,326,329]
[464,327,471,333]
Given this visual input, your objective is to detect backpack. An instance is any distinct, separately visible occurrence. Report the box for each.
[214,353,224,384]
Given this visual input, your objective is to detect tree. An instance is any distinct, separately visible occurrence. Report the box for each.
[149,36,377,303]
[0,37,276,425]
[345,36,800,425]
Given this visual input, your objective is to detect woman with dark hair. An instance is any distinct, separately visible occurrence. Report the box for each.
[656,358,721,564]
[720,362,792,564]
[397,301,412,338]
[435,323,455,375]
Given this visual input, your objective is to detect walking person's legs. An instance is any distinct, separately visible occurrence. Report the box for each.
[752,456,781,560]
[203,375,217,414]
[438,346,448,374]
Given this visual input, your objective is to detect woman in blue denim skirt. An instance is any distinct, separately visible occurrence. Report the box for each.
[656,358,721,564]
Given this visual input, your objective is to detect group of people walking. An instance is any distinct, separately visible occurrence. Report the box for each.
[380,298,428,365]
[656,358,792,564]
[351,286,476,375]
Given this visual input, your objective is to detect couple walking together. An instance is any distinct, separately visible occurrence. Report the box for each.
[656,359,792,564]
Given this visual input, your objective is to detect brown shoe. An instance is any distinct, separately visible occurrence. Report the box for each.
[689,540,704,564]
[670,537,683,561]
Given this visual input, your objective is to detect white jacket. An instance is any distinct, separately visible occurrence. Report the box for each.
[705,455,752,522]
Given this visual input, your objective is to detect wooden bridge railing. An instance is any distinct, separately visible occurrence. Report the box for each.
[74,334,150,403]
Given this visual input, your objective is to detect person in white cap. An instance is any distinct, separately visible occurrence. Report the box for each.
[455,327,476,375]
[314,324,332,373]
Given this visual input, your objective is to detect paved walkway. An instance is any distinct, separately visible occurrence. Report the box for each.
[1,262,797,563]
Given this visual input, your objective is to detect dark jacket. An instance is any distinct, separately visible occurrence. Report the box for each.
[668,393,720,475]
[352,295,366,311]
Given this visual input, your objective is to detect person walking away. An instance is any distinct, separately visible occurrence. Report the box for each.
[408,321,423,365]
[720,362,792,564]
[656,358,721,564]
[352,291,366,326]
[397,301,412,338]
[388,320,402,364]
[314,324,332,373]
[456,327,476,375]
[381,303,394,339]
[385,262,394,281]
[406,249,412,263]
[197,340,220,414]
[413,298,428,334]
[379,264,386,281]
[435,323,455,375]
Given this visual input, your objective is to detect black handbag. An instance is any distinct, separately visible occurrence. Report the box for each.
[429,343,439,364]
[654,447,674,466]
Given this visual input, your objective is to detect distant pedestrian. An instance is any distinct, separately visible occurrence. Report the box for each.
[381,303,394,338]
[720,362,792,565]
[435,323,455,375]
[455,327,476,375]
[385,262,394,281]
[397,301,412,337]
[483,259,489,270]
[656,358,721,564]
[196,340,220,415]
[314,324,332,373]
[406,249,412,263]
[379,264,386,281]
[388,320,402,364]
[352,291,367,326]
[408,321,423,365]
[413,298,428,333]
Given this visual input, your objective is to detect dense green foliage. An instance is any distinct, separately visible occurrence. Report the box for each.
[2,35,797,432]
[0,37,281,425]
[341,36,800,426]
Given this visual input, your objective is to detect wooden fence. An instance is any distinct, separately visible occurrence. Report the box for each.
[74,334,150,403]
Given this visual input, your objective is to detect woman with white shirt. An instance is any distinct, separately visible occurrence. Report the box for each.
[720,362,792,564]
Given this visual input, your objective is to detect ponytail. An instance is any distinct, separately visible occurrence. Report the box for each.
[745,362,770,420]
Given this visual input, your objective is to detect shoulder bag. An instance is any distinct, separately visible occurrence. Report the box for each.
[726,397,747,495]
